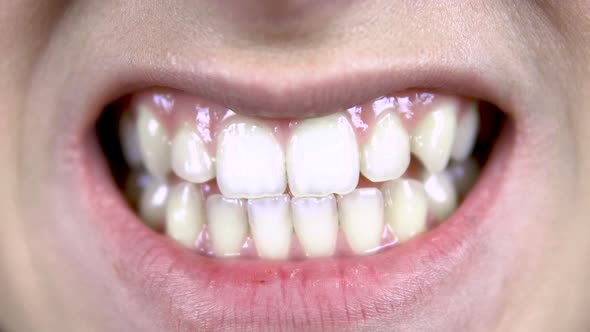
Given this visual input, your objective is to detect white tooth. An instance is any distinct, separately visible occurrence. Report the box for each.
[119,111,143,168]
[338,189,384,255]
[165,183,205,248]
[206,195,249,257]
[382,179,428,242]
[451,102,480,162]
[216,118,286,198]
[361,111,410,182]
[287,113,359,197]
[124,169,153,206]
[247,195,292,259]
[423,172,458,221]
[138,180,170,229]
[291,195,339,258]
[411,104,458,173]
[136,107,172,179]
[447,158,480,196]
[171,123,215,183]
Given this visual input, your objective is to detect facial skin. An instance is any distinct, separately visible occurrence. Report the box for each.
[1,1,589,331]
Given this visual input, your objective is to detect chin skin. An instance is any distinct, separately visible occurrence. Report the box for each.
[1,1,590,331]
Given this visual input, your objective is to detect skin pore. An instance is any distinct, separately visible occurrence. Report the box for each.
[1,1,589,331]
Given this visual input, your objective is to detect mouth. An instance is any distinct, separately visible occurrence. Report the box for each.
[84,58,508,328]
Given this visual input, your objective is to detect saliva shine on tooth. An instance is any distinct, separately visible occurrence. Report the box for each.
[122,91,485,260]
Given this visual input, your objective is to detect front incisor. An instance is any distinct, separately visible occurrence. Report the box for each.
[287,113,360,197]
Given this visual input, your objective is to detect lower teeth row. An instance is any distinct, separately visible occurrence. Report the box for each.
[125,158,479,260]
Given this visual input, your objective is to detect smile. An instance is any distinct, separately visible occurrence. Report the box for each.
[78,57,511,327]
[109,88,492,260]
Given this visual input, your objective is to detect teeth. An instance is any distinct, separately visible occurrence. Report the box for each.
[216,118,286,198]
[247,195,293,259]
[411,104,458,173]
[171,123,215,183]
[124,169,153,207]
[291,195,339,257]
[206,195,249,257]
[423,172,459,221]
[338,189,384,255]
[451,102,480,162]
[382,179,428,242]
[138,180,170,229]
[447,158,480,196]
[165,183,205,248]
[287,113,359,197]
[119,111,143,168]
[361,112,410,182]
[136,107,172,179]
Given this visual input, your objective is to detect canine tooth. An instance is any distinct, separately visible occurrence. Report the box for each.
[287,113,359,197]
[119,112,143,168]
[338,189,384,255]
[292,195,339,258]
[165,183,205,248]
[451,103,480,161]
[361,112,410,182]
[217,118,286,198]
[423,172,458,221]
[411,104,458,173]
[447,158,480,196]
[382,179,428,242]
[138,180,170,229]
[137,107,171,179]
[207,195,249,257]
[172,124,215,183]
[247,195,293,259]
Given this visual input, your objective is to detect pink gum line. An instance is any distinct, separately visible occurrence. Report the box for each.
[128,87,474,154]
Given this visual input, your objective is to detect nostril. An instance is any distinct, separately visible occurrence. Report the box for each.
[95,88,505,260]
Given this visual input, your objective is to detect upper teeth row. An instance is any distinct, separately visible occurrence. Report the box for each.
[120,100,479,199]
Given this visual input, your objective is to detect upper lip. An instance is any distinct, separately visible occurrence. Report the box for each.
[83,53,517,129]
[75,54,515,330]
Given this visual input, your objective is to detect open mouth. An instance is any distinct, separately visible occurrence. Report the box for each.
[84,70,510,328]
[83,74,512,330]
[98,89,503,260]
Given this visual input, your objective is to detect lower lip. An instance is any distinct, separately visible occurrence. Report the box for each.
[79,119,512,329]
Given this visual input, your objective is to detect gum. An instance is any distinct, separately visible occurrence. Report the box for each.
[127,88,475,156]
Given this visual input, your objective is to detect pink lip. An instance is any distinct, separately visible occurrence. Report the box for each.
[79,88,513,330]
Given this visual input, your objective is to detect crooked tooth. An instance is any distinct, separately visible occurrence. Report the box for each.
[247,195,293,259]
[451,102,480,162]
[138,180,170,229]
[423,172,458,221]
[206,195,249,257]
[382,179,428,242]
[292,195,339,258]
[119,111,143,168]
[447,158,480,196]
[216,118,286,198]
[361,111,410,182]
[171,123,215,183]
[411,104,458,173]
[338,189,384,255]
[287,113,359,197]
[136,107,172,179]
[165,183,205,248]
